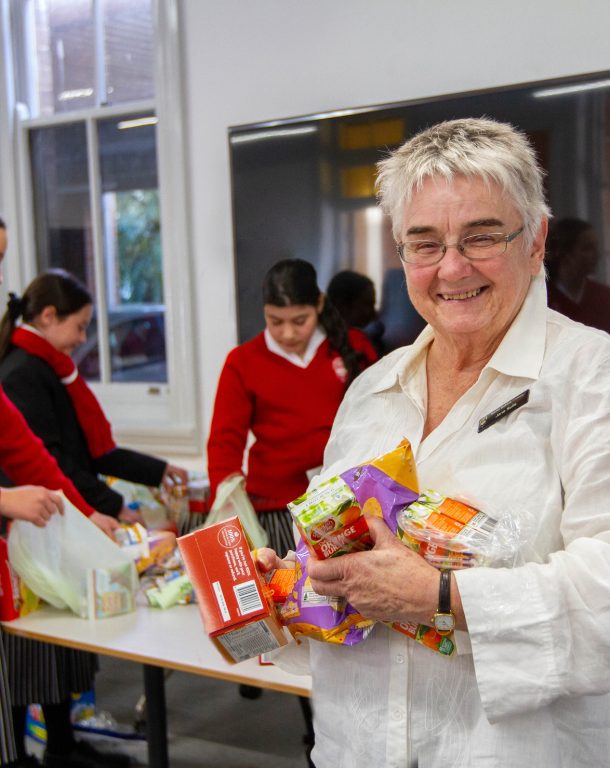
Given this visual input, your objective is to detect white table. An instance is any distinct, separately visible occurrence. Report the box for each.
[2,604,311,767]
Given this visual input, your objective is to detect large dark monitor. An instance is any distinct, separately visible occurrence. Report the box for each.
[229,72,610,348]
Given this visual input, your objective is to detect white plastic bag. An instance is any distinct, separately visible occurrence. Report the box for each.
[8,493,137,619]
[204,475,268,549]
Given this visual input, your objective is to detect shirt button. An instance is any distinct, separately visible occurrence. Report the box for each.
[392,708,405,721]
[395,654,404,664]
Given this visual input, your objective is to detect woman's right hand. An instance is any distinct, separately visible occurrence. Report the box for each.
[0,485,63,527]
[89,511,121,539]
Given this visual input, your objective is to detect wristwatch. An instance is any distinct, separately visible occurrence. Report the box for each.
[432,569,455,636]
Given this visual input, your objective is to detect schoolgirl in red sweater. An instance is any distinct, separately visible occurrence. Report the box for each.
[207,258,377,558]
[0,223,141,767]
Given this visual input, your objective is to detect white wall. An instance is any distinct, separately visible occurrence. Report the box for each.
[180,0,610,463]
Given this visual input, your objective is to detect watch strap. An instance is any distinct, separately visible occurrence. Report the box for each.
[438,569,452,614]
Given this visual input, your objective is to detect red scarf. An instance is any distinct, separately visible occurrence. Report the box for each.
[11,326,116,458]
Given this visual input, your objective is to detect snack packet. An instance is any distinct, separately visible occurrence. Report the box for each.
[397,490,508,569]
[278,440,418,646]
[144,571,194,609]
[392,620,455,656]
[275,539,375,646]
[289,438,418,559]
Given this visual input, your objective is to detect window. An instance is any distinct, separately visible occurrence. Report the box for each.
[29,110,166,383]
[3,0,199,452]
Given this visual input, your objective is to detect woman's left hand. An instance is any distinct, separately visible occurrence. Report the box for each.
[307,516,442,627]
[254,547,294,574]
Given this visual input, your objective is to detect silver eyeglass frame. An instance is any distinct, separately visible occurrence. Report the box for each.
[396,226,525,266]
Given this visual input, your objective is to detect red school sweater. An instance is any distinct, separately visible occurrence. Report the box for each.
[0,385,95,516]
[207,330,377,510]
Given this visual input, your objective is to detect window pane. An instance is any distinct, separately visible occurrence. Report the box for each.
[98,113,167,383]
[30,0,154,116]
[29,121,100,380]
[103,0,155,105]
[33,0,95,116]
[30,122,94,287]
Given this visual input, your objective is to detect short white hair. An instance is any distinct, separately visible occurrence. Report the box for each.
[376,117,551,247]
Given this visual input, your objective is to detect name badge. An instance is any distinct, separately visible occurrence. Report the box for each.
[477,389,530,433]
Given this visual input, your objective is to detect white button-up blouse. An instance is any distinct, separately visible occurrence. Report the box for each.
[305,273,610,768]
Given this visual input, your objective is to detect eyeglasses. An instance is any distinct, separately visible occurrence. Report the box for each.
[396,226,525,266]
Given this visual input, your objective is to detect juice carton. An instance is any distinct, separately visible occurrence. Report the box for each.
[289,438,419,560]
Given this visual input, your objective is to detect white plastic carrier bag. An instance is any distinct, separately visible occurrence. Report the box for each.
[204,474,268,549]
[8,493,137,619]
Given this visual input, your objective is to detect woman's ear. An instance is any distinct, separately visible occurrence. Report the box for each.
[530,218,548,276]
[317,293,326,314]
[37,305,58,328]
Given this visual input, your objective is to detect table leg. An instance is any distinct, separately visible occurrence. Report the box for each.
[143,663,169,768]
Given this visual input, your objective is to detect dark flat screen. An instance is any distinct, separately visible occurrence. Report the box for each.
[230,73,610,349]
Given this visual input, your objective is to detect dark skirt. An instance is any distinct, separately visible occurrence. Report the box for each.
[2,633,97,706]
[0,631,16,765]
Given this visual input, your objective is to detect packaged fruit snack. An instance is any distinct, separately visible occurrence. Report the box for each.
[288,438,419,559]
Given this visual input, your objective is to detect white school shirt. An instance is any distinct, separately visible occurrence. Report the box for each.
[263,326,326,367]
[306,273,610,768]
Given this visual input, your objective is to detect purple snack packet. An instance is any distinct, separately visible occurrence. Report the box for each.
[279,539,375,646]
[280,439,419,647]
[341,462,419,535]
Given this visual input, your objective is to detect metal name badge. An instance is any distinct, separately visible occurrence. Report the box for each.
[477,389,530,433]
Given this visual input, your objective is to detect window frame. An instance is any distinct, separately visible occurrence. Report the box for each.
[1,0,200,454]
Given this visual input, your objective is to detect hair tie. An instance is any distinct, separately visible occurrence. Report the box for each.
[7,292,24,322]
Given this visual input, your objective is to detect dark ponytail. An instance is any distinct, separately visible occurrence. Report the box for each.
[0,269,92,361]
[262,258,366,385]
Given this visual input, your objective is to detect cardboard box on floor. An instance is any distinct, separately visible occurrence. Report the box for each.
[177,516,288,663]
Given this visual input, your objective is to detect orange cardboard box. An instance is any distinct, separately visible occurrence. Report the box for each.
[177,517,287,663]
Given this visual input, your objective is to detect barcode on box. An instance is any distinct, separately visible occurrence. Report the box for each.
[234,580,263,615]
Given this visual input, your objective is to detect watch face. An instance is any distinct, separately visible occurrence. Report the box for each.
[434,613,455,633]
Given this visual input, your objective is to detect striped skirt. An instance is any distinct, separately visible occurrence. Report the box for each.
[257,508,297,558]
[2,633,97,706]
[0,630,16,765]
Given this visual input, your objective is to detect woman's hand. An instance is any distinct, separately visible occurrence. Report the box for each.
[90,511,121,539]
[307,516,451,627]
[162,464,189,492]
[0,486,63,527]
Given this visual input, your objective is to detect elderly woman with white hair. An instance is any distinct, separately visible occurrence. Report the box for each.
[261,118,610,767]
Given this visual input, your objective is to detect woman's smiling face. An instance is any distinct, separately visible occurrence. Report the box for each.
[399,175,546,350]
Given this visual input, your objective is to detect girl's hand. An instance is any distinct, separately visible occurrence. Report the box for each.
[89,511,121,539]
[162,464,189,492]
[118,505,144,525]
[0,486,63,527]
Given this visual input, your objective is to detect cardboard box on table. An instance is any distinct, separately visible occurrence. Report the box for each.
[177,516,287,663]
